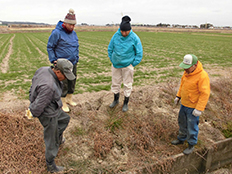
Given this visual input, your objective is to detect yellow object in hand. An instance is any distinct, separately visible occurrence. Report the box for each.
[25,108,33,119]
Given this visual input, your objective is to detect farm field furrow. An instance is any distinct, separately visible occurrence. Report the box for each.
[0,31,232,98]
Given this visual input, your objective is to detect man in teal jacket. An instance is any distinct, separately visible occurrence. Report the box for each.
[47,9,79,113]
[108,15,143,112]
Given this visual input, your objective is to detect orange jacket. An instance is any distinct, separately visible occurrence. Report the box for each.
[176,61,210,111]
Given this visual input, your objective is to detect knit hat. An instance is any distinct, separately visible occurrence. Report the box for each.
[56,59,75,80]
[179,54,198,69]
[64,9,76,25]
[120,16,131,31]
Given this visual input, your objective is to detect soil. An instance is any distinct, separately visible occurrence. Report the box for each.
[1,69,232,173]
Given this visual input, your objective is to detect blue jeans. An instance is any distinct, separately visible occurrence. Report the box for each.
[177,105,199,146]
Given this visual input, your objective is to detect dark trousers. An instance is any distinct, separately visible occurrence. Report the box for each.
[38,109,70,163]
[61,63,77,97]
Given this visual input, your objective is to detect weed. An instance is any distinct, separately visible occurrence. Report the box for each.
[105,116,123,133]
[71,126,85,136]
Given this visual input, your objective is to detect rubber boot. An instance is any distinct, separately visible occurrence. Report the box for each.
[66,94,77,106]
[46,160,64,173]
[122,96,129,112]
[61,97,70,113]
[109,93,119,108]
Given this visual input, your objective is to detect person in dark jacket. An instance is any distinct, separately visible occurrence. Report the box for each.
[47,8,79,113]
[27,59,75,173]
[108,15,143,112]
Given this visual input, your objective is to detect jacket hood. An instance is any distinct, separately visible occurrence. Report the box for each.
[55,21,64,30]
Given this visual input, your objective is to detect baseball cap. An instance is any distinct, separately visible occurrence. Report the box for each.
[56,59,75,80]
[179,54,198,69]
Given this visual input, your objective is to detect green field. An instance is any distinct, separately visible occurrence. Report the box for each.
[0,31,232,98]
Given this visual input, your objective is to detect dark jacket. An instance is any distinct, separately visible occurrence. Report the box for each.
[29,67,63,117]
[47,21,79,65]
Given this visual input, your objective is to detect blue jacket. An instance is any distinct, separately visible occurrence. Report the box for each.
[47,21,79,65]
[108,28,143,68]
[29,67,63,118]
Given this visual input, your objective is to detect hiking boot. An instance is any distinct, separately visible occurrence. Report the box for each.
[171,139,184,145]
[109,93,120,108]
[122,96,129,112]
[46,161,64,173]
[183,145,194,155]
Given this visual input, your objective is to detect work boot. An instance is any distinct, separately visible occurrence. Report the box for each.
[109,93,120,108]
[61,97,70,113]
[66,94,77,106]
[183,144,194,155]
[122,96,129,112]
[46,160,64,173]
[171,139,184,145]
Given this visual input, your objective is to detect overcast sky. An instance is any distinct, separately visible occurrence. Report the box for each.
[0,0,231,26]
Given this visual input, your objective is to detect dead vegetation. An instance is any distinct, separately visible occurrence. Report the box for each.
[0,73,232,173]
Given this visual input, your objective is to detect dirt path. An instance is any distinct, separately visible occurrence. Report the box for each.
[1,34,15,73]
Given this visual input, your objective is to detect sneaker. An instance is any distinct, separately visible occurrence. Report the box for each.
[183,145,194,155]
[171,139,184,145]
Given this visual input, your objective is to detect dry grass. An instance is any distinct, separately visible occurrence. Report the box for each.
[0,111,46,173]
[0,73,232,173]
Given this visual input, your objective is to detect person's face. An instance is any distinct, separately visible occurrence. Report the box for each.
[184,64,197,74]
[120,30,130,37]
[64,23,75,32]
[56,70,66,81]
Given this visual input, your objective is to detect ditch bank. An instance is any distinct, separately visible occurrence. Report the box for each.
[126,138,232,174]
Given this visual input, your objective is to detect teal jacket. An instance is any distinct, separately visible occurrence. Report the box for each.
[108,28,143,68]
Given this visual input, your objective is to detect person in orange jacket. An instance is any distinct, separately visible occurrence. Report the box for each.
[171,54,210,155]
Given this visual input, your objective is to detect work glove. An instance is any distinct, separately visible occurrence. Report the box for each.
[174,97,180,105]
[25,108,33,119]
[192,109,202,117]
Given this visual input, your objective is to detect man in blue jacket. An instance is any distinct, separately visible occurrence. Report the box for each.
[108,15,143,112]
[47,9,79,112]
[28,59,75,173]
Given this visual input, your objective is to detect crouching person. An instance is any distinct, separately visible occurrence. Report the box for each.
[27,59,75,172]
[172,54,210,155]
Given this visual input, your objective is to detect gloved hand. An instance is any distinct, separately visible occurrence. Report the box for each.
[192,109,202,117]
[25,108,33,119]
[174,97,180,105]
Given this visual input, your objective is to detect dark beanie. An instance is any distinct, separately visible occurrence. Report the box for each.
[120,16,131,31]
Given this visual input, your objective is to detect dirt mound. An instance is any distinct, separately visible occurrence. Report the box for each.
[0,76,231,173]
